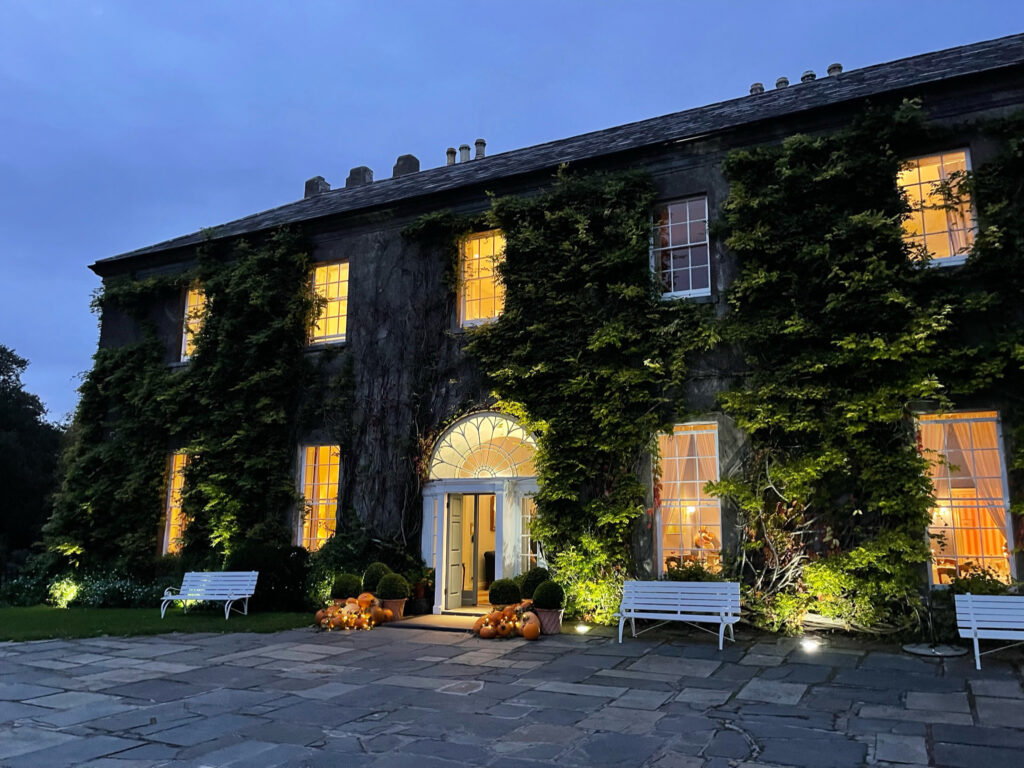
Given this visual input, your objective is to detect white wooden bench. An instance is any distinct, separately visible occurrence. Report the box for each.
[615,580,741,649]
[954,592,1024,670]
[160,571,259,620]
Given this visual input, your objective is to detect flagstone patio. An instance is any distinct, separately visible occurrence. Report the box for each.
[0,624,1021,767]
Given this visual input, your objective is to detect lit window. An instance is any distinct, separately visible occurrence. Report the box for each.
[521,497,538,574]
[163,452,188,555]
[657,423,721,571]
[300,445,340,551]
[311,262,349,343]
[180,285,206,361]
[918,411,1012,584]
[652,197,710,298]
[898,150,975,264]
[460,230,505,326]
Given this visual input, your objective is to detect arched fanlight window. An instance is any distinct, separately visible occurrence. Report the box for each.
[428,412,537,480]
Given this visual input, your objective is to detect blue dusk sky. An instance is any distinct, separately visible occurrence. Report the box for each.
[2,1,1023,420]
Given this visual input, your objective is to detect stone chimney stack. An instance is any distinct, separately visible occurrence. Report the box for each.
[801,70,816,83]
[475,138,486,159]
[459,144,471,163]
[304,176,330,198]
[776,76,789,89]
[345,166,373,188]
[749,82,764,95]
[827,62,843,76]
[446,147,457,166]
[392,154,420,178]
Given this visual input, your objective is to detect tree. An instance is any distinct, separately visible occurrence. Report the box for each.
[0,345,62,576]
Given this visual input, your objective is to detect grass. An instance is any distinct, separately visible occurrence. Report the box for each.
[0,605,312,642]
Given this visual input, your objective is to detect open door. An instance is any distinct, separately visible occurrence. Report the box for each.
[445,494,463,610]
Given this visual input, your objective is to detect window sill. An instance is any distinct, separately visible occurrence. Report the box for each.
[305,340,347,352]
[923,255,968,269]
[660,291,715,304]
[168,360,191,369]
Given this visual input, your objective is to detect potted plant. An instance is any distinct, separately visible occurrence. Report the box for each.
[377,573,410,619]
[330,573,362,605]
[532,580,565,635]
[488,578,521,610]
[520,566,550,600]
[362,562,392,594]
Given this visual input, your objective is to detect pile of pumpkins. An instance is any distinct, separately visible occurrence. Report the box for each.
[315,592,394,631]
[472,599,541,641]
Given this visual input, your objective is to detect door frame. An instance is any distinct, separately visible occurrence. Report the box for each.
[423,477,538,614]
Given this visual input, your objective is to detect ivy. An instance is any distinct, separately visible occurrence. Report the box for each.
[468,169,717,585]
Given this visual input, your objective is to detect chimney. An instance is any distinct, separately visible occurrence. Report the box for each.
[446,147,457,166]
[827,62,843,77]
[776,76,789,89]
[749,82,764,95]
[475,138,486,159]
[459,144,471,163]
[345,166,373,188]
[392,154,420,178]
[304,176,330,198]
[801,70,816,83]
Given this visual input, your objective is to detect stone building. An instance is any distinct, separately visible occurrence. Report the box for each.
[88,34,1024,613]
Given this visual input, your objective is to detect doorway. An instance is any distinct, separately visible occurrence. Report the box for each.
[445,493,496,609]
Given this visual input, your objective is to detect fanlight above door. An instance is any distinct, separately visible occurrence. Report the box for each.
[428,412,537,480]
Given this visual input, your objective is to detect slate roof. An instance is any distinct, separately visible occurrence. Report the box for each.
[95,32,1024,271]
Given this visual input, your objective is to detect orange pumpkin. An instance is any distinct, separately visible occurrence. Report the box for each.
[346,597,358,605]
[519,599,533,611]
[502,605,518,621]
[314,609,327,624]
[472,616,487,633]
[353,615,365,629]
[522,622,541,641]
[383,608,394,622]
[479,625,497,639]
[329,615,345,629]
[496,621,513,638]
[370,606,386,625]
[357,592,375,610]
[488,611,503,625]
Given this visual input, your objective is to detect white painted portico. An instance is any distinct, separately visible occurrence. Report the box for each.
[419,412,538,614]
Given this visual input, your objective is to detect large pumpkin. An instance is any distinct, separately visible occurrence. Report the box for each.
[472,616,487,633]
[314,609,327,624]
[502,605,518,621]
[496,621,513,638]
[383,608,394,622]
[329,615,345,629]
[522,622,541,641]
[370,606,386,625]
[479,625,497,639]
[488,611,504,625]
[357,592,375,610]
[522,611,540,627]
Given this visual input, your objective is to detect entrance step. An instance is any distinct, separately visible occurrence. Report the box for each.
[382,614,478,632]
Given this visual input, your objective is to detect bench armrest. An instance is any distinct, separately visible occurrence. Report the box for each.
[162,587,181,599]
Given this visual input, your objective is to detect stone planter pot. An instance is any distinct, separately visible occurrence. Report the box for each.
[381,598,407,620]
[534,607,564,635]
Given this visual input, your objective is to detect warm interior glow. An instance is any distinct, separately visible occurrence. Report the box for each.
[658,423,722,571]
[301,445,340,551]
[311,262,349,343]
[918,411,1010,583]
[897,150,975,262]
[181,285,206,360]
[429,412,536,480]
[653,197,710,296]
[163,452,188,554]
[460,230,505,326]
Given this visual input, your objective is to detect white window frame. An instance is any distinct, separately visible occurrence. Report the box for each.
[900,148,976,269]
[297,444,341,551]
[655,422,722,573]
[162,452,188,555]
[651,196,711,300]
[918,410,1015,586]
[520,495,538,574]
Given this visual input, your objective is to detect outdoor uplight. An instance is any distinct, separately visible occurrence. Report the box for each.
[575,623,591,634]
[800,637,822,653]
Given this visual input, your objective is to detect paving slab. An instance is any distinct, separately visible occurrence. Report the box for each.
[875,733,929,764]
[736,678,807,705]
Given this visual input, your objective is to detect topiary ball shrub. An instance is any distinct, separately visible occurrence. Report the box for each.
[330,573,362,601]
[532,580,565,610]
[377,573,411,600]
[520,567,551,599]
[488,578,521,607]
[362,562,392,594]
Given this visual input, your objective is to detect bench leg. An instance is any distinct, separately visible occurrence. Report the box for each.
[718,623,725,651]
[631,617,636,638]
[160,600,170,619]
[973,634,982,671]
[224,600,233,620]
[243,597,249,616]
[728,623,735,643]
[618,617,625,644]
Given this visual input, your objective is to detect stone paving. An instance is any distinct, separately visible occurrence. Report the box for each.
[1,625,1023,767]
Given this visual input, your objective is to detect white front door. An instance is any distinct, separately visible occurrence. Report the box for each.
[445,494,463,610]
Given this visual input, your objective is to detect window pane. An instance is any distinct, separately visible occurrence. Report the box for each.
[898,150,974,263]
[310,262,349,343]
[460,230,505,326]
[301,445,340,551]
[658,424,720,572]
[652,197,710,296]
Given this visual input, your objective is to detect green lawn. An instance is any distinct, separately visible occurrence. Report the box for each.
[0,605,312,642]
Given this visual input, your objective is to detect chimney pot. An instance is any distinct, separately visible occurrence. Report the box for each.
[801,70,816,83]
[474,138,486,159]
[446,147,457,166]
[827,62,843,76]
[392,154,420,178]
[304,176,330,198]
[776,76,789,89]
[749,82,764,95]
[345,166,373,188]
[459,144,471,163]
